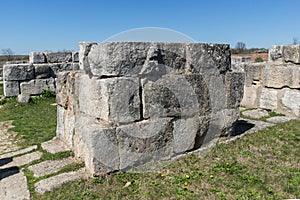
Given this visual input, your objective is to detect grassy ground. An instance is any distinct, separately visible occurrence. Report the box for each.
[0,98,299,199]
[0,97,57,147]
[0,83,3,96]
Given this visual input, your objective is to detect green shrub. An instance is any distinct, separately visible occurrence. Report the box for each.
[255,57,264,62]
[41,89,56,98]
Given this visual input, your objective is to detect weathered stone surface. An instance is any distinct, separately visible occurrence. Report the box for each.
[4,81,19,97]
[20,78,55,95]
[142,74,210,118]
[3,64,34,81]
[242,109,269,119]
[116,118,174,170]
[0,151,42,169]
[35,168,87,195]
[0,145,37,159]
[259,88,277,110]
[282,90,300,117]
[0,171,30,200]
[17,94,30,103]
[79,42,97,70]
[264,65,300,89]
[28,157,75,177]
[269,45,283,62]
[44,52,72,63]
[50,63,79,77]
[267,116,296,123]
[243,63,265,87]
[41,137,70,154]
[29,52,46,64]
[208,75,227,112]
[226,72,245,109]
[283,45,300,64]
[34,64,51,79]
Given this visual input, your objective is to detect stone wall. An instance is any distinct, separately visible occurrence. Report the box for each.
[2,52,79,100]
[238,45,300,117]
[56,42,244,175]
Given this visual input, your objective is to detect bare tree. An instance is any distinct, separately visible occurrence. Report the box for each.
[1,48,14,61]
[235,42,246,53]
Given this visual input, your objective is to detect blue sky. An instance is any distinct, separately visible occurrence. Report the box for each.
[0,0,300,54]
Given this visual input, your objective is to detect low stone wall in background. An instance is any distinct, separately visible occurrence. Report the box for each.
[2,52,79,101]
[56,42,245,175]
[236,45,300,118]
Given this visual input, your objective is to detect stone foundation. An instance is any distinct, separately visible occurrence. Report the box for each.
[56,42,244,175]
[2,52,79,100]
[237,45,300,118]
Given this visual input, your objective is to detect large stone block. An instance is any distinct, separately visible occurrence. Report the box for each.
[72,52,79,62]
[282,90,300,117]
[264,65,300,89]
[50,63,80,77]
[241,86,261,108]
[283,45,300,64]
[79,42,97,70]
[259,88,278,110]
[116,118,174,170]
[44,52,72,63]
[225,72,245,109]
[29,52,46,64]
[20,78,56,95]
[243,63,265,87]
[77,76,141,124]
[142,74,210,118]
[34,64,51,79]
[269,45,283,63]
[3,64,34,81]
[4,81,19,97]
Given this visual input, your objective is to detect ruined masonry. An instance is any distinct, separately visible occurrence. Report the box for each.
[234,45,300,118]
[3,52,79,101]
[56,42,245,175]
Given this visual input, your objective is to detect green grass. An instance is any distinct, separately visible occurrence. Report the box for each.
[0,97,57,148]
[0,83,3,96]
[37,120,300,199]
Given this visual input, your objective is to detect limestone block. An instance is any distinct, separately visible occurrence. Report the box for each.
[116,118,173,170]
[56,106,75,148]
[226,71,245,109]
[243,63,265,87]
[283,45,300,64]
[18,94,30,103]
[72,52,79,62]
[35,64,51,79]
[78,76,141,124]
[3,64,34,81]
[87,42,150,76]
[186,43,231,76]
[20,78,56,95]
[264,65,300,89]
[4,81,19,97]
[44,52,72,63]
[142,74,210,118]
[259,88,278,110]
[56,71,71,108]
[172,116,209,154]
[241,86,261,108]
[78,42,97,70]
[208,75,227,112]
[29,52,46,64]
[269,45,283,63]
[282,90,300,117]
[50,63,79,77]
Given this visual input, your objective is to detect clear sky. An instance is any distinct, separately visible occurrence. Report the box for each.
[0,0,300,54]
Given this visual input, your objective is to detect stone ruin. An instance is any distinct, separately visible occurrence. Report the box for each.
[2,52,79,101]
[234,45,300,117]
[56,42,244,175]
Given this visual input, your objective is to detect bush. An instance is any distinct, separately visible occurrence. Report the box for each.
[41,89,56,98]
[255,57,264,62]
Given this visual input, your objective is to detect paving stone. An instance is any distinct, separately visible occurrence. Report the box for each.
[242,109,269,119]
[28,157,76,177]
[266,116,297,123]
[0,151,42,169]
[35,168,87,195]
[0,170,30,200]
[0,145,37,159]
[0,121,20,155]
[41,137,70,154]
